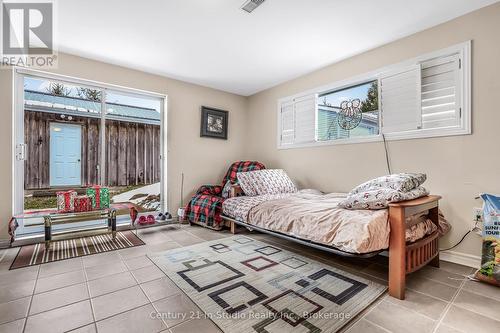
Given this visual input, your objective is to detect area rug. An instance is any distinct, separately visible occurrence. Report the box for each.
[10,230,144,269]
[149,236,386,333]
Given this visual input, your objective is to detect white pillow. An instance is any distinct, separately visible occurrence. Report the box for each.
[339,186,429,210]
[350,173,427,194]
[237,169,297,196]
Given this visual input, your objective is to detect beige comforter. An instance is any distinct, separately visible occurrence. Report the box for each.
[247,191,389,253]
[223,190,439,254]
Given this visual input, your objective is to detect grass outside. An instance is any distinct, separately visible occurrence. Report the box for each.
[24,184,145,210]
[24,196,57,210]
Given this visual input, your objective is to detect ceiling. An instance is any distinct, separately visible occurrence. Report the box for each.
[56,0,498,96]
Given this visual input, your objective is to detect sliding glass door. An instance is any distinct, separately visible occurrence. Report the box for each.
[103,90,163,225]
[13,69,166,236]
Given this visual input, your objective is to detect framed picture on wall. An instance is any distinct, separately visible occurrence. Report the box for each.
[200,106,228,140]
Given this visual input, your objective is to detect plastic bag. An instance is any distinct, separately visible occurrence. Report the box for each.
[475,193,500,286]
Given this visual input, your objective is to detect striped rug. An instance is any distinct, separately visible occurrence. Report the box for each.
[10,231,144,269]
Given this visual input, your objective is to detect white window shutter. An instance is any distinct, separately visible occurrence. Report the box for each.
[280,101,295,146]
[421,54,461,129]
[293,94,317,143]
[380,64,422,134]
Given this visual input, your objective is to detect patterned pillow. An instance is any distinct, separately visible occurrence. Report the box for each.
[339,186,429,210]
[237,169,297,196]
[236,172,258,196]
[349,173,427,195]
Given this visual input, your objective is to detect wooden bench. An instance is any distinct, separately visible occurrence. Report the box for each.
[14,209,117,250]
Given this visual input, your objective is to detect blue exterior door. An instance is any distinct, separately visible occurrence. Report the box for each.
[50,123,82,187]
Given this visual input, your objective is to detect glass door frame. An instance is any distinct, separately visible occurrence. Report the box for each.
[13,67,168,235]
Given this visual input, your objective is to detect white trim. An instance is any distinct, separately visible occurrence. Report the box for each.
[440,250,481,269]
[13,69,24,216]
[279,134,382,150]
[276,99,282,148]
[160,96,168,213]
[100,89,106,185]
[0,239,11,250]
[379,249,480,269]
[277,41,471,149]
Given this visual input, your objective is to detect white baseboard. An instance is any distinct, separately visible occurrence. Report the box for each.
[378,250,480,268]
[440,250,481,268]
[0,239,11,249]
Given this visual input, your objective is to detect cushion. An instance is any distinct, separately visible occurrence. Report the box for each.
[349,173,427,194]
[339,186,430,210]
[237,169,297,196]
[236,172,258,196]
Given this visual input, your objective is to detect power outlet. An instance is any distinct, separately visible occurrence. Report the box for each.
[472,207,483,234]
[473,207,483,223]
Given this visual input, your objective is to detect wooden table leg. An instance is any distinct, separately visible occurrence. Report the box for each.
[388,206,406,300]
[230,221,236,234]
[428,206,440,268]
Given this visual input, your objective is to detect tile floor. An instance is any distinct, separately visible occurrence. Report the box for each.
[0,224,498,333]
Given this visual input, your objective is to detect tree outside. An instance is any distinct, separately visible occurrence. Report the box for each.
[77,87,102,102]
[360,81,378,112]
[46,82,71,96]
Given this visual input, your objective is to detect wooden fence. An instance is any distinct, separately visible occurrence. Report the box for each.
[24,110,161,189]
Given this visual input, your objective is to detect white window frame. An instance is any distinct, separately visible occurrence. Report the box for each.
[12,67,168,234]
[277,41,471,149]
[277,76,381,149]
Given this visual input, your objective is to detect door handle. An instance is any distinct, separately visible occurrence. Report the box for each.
[16,144,27,161]
[77,159,81,162]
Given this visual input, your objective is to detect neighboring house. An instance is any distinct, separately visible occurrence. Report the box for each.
[317,105,379,141]
[24,90,161,190]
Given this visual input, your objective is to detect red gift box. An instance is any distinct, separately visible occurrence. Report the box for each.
[74,195,92,212]
[56,190,77,213]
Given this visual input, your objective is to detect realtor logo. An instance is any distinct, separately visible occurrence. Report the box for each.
[1,0,57,68]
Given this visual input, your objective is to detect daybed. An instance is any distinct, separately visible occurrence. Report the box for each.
[221,187,442,300]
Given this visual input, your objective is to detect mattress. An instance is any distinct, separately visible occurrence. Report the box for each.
[222,190,437,254]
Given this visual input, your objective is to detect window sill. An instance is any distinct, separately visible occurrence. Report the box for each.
[278,135,381,150]
[277,126,471,150]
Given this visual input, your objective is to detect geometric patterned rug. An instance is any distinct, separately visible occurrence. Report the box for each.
[149,236,386,333]
[10,230,144,269]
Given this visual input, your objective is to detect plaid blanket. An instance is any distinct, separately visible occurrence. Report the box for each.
[185,161,265,227]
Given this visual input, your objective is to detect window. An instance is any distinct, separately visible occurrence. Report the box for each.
[317,81,379,141]
[278,41,470,149]
[14,70,166,236]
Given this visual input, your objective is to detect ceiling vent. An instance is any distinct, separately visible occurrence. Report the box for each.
[241,0,266,13]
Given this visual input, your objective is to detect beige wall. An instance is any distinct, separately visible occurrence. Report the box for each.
[0,53,248,241]
[1,4,498,260]
[245,3,500,258]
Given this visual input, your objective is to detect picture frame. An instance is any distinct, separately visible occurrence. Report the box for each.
[200,106,228,140]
